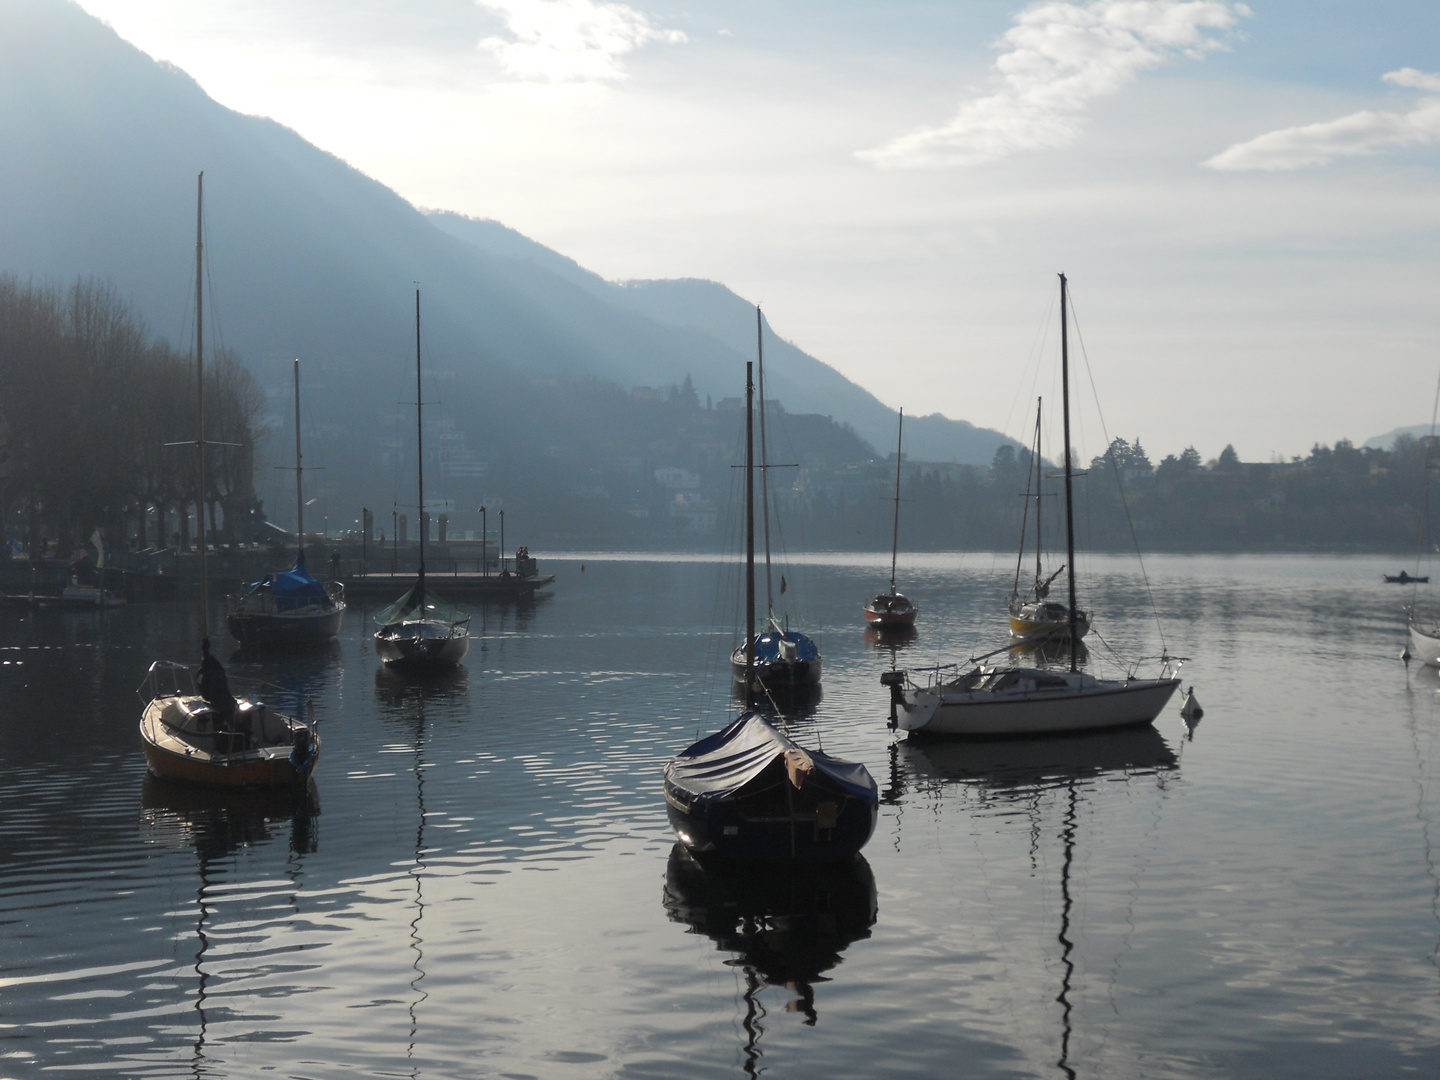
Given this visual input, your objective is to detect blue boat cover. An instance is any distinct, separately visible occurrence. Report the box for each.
[241,551,329,611]
[667,712,877,807]
[750,629,821,663]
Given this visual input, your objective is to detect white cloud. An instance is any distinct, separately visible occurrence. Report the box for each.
[1204,68,1440,171]
[476,0,685,84]
[859,0,1248,169]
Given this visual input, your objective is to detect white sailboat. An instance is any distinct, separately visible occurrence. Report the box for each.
[883,274,1180,738]
[373,290,471,669]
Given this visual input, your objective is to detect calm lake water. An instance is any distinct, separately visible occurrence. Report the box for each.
[2,552,1438,1078]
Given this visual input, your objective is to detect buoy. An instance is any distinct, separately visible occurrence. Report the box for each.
[1180,686,1203,723]
[1402,645,1412,663]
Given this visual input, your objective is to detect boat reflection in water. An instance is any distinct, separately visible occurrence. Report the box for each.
[865,623,918,650]
[896,727,1178,1078]
[139,776,319,1073]
[663,844,876,1071]
[373,662,470,711]
[1007,636,1089,669]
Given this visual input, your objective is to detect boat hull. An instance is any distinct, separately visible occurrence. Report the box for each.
[664,776,876,864]
[1409,621,1440,667]
[731,651,822,688]
[864,592,918,627]
[140,696,318,789]
[898,676,1180,738]
[1008,608,1090,641]
[374,621,470,668]
[228,606,344,646]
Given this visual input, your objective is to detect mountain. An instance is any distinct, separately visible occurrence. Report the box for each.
[1363,425,1433,451]
[0,0,1013,545]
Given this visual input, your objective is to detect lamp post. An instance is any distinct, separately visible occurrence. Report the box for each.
[391,506,398,575]
[478,505,486,577]
[499,509,505,574]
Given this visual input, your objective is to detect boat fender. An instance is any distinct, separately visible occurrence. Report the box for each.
[1180,687,1203,722]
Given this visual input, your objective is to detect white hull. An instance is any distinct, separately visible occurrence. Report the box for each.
[374,619,470,668]
[898,671,1180,737]
[1409,621,1440,667]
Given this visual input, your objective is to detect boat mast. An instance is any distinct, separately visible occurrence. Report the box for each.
[745,360,756,704]
[889,408,904,594]
[293,359,304,563]
[1034,398,1043,592]
[756,307,773,615]
[415,289,426,592]
[1060,274,1078,673]
[194,171,208,631]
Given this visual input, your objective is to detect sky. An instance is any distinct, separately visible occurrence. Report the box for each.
[73,0,1440,462]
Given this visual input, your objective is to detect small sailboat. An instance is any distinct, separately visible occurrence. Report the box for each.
[883,274,1180,738]
[863,408,919,628]
[730,306,822,690]
[140,172,319,789]
[1008,397,1089,642]
[666,360,877,863]
[227,359,345,645]
[373,290,470,669]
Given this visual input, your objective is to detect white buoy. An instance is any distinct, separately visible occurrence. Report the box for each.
[1180,687,1203,723]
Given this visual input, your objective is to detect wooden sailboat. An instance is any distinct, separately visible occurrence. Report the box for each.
[226,358,346,645]
[1007,398,1089,642]
[140,173,319,788]
[883,274,1180,738]
[729,306,823,689]
[373,290,471,669]
[864,409,918,627]
[666,361,878,863]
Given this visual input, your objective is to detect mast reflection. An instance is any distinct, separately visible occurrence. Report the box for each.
[662,844,876,1071]
[895,728,1178,1078]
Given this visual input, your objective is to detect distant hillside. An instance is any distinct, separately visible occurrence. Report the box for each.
[0,0,1015,547]
[1364,424,1434,450]
[426,212,1014,465]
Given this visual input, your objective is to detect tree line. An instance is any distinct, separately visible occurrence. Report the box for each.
[0,275,263,558]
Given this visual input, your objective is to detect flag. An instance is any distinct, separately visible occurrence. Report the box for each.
[780,575,787,595]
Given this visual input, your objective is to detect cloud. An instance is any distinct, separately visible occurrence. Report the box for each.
[476,0,685,84]
[858,1,1248,169]
[1204,68,1440,171]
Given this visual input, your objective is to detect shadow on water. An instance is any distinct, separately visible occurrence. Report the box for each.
[732,679,823,724]
[373,663,470,714]
[662,844,877,1076]
[893,727,1178,1079]
[138,776,319,1075]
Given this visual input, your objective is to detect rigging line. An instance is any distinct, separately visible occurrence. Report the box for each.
[1066,290,1169,655]
[1000,286,1059,451]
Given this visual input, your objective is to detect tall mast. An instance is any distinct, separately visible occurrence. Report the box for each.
[756,307,773,614]
[293,359,304,562]
[1034,399,1043,590]
[195,171,208,631]
[415,289,425,587]
[1060,274,1078,673]
[745,360,755,704]
[889,408,904,593]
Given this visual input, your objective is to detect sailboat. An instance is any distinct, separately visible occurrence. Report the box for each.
[1008,398,1089,643]
[864,409,919,628]
[373,290,471,669]
[226,359,346,645]
[665,361,878,863]
[139,172,320,789]
[882,274,1181,738]
[729,306,823,690]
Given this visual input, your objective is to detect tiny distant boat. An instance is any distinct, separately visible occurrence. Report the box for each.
[730,616,822,690]
[864,408,919,628]
[373,290,470,670]
[1385,571,1428,584]
[228,360,345,645]
[138,663,318,789]
[670,358,875,864]
[664,711,877,863]
[60,584,125,608]
[1008,397,1088,642]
